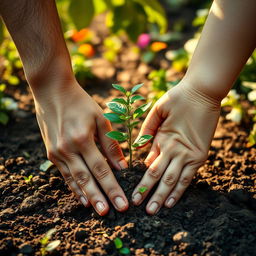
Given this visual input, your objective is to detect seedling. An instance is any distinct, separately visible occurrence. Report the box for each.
[114,237,130,255]
[24,175,33,185]
[104,83,153,170]
[40,228,60,256]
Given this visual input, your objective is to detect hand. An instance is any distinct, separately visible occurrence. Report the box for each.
[34,78,129,216]
[132,82,221,214]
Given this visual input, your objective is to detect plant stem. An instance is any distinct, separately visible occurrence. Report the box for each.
[127,95,133,170]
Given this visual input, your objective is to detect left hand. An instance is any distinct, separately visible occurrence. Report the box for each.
[132,82,221,214]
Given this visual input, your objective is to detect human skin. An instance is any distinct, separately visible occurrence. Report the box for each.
[0,0,255,216]
[0,0,129,216]
[132,0,256,214]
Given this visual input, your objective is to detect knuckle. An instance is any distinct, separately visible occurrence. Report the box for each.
[163,173,176,186]
[75,172,90,187]
[47,150,57,162]
[56,140,69,156]
[72,133,90,147]
[93,163,110,180]
[65,175,74,185]
[179,176,191,187]
[147,167,161,180]
[107,141,121,155]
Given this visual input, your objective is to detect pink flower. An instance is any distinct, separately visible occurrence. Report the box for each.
[137,33,151,49]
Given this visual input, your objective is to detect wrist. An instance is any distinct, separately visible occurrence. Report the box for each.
[182,72,230,104]
[26,55,76,98]
[178,77,222,111]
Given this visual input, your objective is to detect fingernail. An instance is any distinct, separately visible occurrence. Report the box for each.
[114,196,126,210]
[132,193,142,205]
[119,159,128,170]
[80,196,88,207]
[166,197,175,208]
[96,201,105,213]
[148,202,159,214]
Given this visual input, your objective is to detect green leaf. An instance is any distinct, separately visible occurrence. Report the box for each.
[107,102,127,114]
[131,83,144,94]
[0,112,9,125]
[128,121,139,129]
[138,186,148,193]
[111,97,128,105]
[114,237,123,249]
[45,240,61,252]
[106,131,128,142]
[133,102,152,118]
[103,113,124,123]
[68,0,95,30]
[132,134,153,148]
[112,84,126,94]
[134,0,167,34]
[130,95,145,104]
[119,247,130,254]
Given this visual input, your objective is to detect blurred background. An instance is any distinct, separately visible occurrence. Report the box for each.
[0,0,255,146]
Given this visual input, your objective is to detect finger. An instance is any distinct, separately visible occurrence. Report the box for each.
[145,157,183,215]
[144,145,159,167]
[137,104,164,138]
[132,152,171,206]
[66,154,110,216]
[164,165,197,208]
[79,140,129,212]
[54,160,90,207]
[96,117,128,170]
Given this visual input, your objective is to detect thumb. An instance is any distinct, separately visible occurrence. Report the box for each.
[137,104,163,139]
[97,117,128,170]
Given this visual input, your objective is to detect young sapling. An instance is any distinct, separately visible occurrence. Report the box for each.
[104,83,153,170]
[113,237,130,255]
[40,228,60,256]
[24,175,33,185]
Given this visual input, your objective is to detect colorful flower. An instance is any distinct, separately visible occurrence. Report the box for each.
[137,33,151,49]
[71,28,91,42]
[150,42,167,52]
[78,44,95,58]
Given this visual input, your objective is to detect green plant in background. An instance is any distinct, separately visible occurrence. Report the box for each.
[0,83,18,125]
[113,237,130,255]
[221,90,244,124]
[104,83,153,170]
[148,69,179,102]
[40,229,61,256]
[56,0,167,42]
[0,39,22,85]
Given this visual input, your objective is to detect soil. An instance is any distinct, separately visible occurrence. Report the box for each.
[1,78,256,256]
[1,7,256,256]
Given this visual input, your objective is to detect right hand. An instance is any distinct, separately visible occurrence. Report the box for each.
[33,78,129,216]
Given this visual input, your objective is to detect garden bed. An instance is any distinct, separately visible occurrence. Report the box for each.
[0,76,255,255]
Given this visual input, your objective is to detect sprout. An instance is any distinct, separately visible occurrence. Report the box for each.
[104,83,153,170]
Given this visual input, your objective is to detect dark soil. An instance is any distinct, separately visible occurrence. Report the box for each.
[0,78,256,256]
[1,7,256,256]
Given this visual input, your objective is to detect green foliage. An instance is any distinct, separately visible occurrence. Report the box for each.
[104,83,153,169]
[138,186,148,193]
[57,0,167,41]
[113,237,130,255]
[40,229,61,256]
[24,175,33,184]
[68,0,95,29]
[148,69,178,103]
